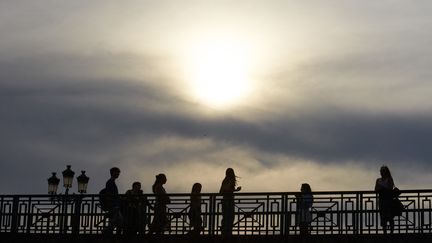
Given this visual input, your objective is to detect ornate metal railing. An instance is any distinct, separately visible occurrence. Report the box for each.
[1,190,432,235]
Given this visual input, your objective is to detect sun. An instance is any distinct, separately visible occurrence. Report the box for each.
[183,38,253,108]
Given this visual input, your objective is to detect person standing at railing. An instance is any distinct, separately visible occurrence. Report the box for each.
[149,173,171,235]
[102,167,123,235]
[188,183,203,235]
[296,183,314,235]
[375,165,396,234]
[219,168,241,236]
[124,181,153,235]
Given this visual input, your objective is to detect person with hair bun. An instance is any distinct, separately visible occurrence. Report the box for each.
[149,173,170,234]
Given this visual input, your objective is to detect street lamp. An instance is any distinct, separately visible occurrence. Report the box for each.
[62,165,75,194]
[47,172,60,195]
[77,171,90,194]
[48,165,90,195]
[47,165,89,234]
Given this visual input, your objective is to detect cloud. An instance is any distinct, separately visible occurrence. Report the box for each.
[106,136,432,193]
[2,1,432,194]
[2,50,432,194]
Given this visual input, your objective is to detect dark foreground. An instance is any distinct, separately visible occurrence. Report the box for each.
[2,233,432,243]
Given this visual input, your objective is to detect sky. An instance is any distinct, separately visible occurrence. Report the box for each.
[1,0,432,194]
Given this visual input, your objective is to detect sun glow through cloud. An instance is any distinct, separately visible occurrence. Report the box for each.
[183,38,255,108]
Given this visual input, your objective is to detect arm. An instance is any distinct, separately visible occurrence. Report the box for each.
[374,178,381,191]
[220,179,238,193]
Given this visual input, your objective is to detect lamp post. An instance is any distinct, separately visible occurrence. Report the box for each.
[48,165,90,195]
[47,165,90,234]
[77,171,90,194]
[48,172,60,195]
[62,165,75,195]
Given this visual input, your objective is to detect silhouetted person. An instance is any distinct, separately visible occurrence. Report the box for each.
[124,182,153,235]
[103,167,123,235]
[296,183,313,235]
[149,173,170,235]
[188,183,203,235]
[375,165,395,234]
[219,168,241,236]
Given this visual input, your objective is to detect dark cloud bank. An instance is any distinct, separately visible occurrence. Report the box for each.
[2,70,432,193]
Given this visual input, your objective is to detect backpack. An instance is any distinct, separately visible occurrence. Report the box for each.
[99,188,112,211]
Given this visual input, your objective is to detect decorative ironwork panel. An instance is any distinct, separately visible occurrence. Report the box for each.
[1,190,432,235]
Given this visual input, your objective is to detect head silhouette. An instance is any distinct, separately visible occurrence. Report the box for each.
[301,183,312,193]
[223,168,238,188]
[225,168,235,178]
[132,181,141,191]
[155,173,167,184]
[110,167,120,178]
[191,183,202,194]
[380,165,392,179]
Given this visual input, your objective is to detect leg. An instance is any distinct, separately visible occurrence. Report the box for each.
[389,218,394,234]
[225,200,235,236]
[221,198,234,236]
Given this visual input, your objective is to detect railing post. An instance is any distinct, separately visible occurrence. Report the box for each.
[354,192,363,234]
[11,196,19,234]
[353,192,358,234]
[208,194,216,235]
[60,195,69,234]
[418,192,423,234]
[281,193,288,236]
[72,196,82,235]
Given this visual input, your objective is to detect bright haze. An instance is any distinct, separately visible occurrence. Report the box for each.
[1,1,432,194]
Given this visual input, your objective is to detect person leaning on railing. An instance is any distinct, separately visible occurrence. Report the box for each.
[375,165,396,234]
[296,183,314,235]
[124,181,153,235]
[188,183,203,235]
[219,168,241,237]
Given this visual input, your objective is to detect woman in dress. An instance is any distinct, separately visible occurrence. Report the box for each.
[149,174,170,234]
[375,165,395,234]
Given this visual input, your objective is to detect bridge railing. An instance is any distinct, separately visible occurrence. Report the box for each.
[1,190,431,235]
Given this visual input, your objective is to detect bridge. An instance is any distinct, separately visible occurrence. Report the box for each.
[1,190,432,242]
